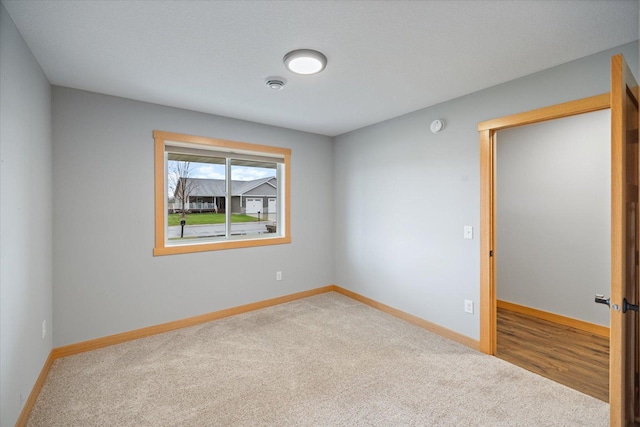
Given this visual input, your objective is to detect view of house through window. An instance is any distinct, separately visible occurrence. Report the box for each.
[153,130,291,256]
[167,155,278,241]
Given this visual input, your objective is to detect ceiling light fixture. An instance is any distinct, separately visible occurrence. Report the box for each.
[266,77,286,90]
[283,49,327,75]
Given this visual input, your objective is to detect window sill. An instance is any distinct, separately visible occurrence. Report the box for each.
[153,235,291,256]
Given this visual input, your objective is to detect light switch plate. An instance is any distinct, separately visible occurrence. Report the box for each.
[464,226,473,239]
[464,300,474,314]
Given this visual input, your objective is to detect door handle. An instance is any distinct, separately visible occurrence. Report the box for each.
[595,294,639,313]
[623,298,639,313]
[595,294,610,307]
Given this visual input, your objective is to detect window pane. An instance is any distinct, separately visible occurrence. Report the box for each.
[155,130,290,256]
[230,159,278,238]
[167,155,226,243]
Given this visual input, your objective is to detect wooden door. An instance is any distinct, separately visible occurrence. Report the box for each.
[610,53,639,426]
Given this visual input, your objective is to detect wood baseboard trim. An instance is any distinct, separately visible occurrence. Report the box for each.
[52,285,335,359]
[332,285,480,350]
[51,284,480,359]
[14,350,55,427]
[497,300,610,338]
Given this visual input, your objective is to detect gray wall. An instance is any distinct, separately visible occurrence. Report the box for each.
[0,4,53,426]
[52,87,334,347]
[496,109,610,326]
[333,42,638,340]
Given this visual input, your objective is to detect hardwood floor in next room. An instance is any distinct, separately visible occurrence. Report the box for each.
[496,307,609,402]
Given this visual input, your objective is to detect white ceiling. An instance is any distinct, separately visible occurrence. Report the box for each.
[3,1,638,137]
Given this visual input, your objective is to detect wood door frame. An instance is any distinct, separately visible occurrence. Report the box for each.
[478,93,610,355]
[610,53,639,425]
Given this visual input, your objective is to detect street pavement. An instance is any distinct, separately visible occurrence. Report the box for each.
[167,222,273,239]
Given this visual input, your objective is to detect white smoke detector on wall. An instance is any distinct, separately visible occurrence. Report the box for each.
[430,119,445,134]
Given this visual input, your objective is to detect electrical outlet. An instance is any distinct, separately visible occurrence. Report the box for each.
[276,271,282,281]
[464,225,473,239]
[464,300,474,314]
[42,320,46,338]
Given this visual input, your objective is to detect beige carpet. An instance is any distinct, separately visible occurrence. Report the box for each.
[28,292,608,426]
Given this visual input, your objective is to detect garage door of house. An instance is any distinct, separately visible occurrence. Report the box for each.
[268,198,276,213]
[246,198,263,214]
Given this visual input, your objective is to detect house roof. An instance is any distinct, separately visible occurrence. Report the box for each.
[177,177,276,198]
[234,177,276,195]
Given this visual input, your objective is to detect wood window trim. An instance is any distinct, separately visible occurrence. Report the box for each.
[153,130,291,256]
[477,93,610,355]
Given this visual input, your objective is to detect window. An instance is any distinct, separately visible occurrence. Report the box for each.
[153,130,291,256]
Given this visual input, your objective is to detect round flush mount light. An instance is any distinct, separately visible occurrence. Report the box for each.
[283,49,327,75]
[266,77,286,90]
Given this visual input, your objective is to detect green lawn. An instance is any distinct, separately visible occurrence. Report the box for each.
[168,212,259,226]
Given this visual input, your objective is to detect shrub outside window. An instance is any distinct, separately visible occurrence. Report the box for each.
[153,130,291,256]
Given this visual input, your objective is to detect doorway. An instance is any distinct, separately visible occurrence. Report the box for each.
[480,53,640,425]
[489,107,611,400]
[478,93,610,355]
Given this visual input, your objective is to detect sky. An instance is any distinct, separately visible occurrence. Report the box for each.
[171,161,276,181]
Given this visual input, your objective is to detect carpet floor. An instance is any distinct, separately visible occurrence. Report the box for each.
[28,292,608,426]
